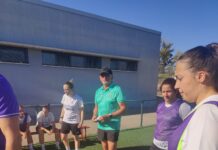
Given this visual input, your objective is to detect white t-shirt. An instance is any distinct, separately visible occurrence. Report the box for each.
[37,111,55,127]
[61,94,84,124]
[181,95,218,150]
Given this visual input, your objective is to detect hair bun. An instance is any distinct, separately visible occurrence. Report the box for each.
[69,78,74,83]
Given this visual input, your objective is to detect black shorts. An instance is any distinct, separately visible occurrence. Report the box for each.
[36,125,52,133]
[61,122,81,135]
[97,129,119,142]
[19,124,27,132]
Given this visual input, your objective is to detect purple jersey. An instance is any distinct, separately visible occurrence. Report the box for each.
[0,74,19,150]
[154,99,183,141]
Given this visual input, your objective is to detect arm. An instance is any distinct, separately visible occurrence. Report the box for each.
[78,107,84,128]
[92,104,98,122]
[59,106,65,123]
[0,116,21,150]
[102,102,126,119]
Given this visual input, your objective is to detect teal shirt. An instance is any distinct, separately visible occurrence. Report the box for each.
[95,83,125,130]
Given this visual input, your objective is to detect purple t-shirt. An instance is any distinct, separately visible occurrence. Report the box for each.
[154,99,183,141]
[0,74,19,149]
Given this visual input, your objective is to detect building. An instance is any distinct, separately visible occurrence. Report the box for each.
[0,0,161,107]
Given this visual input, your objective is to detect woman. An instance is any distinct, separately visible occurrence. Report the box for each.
[59,81,84,150]
[19,105,35,150]
[150,78,192,150]
[168,43,218,150]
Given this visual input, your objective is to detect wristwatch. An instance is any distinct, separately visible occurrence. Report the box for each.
[109,113,112,118]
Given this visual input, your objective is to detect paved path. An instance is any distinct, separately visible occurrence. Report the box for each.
[22,112,156,146]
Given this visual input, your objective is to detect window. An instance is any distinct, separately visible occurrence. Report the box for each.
[0,45,28,63]
[42,51,101,68]
[110,59,138,71]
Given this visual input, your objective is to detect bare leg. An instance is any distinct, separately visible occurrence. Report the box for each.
[26,130,33,145]
[61,133,70,149]
[73,134,80,150]
[54,128,60,142]
[108,140,117,150]
[38,129,44,144]
[101,140,108,150]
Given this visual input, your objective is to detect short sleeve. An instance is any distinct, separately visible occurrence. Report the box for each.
[61,95,65,105]
[0,75,19,118]
[79,99,84,108]
[37,111,43,123]
[116,86,125,103]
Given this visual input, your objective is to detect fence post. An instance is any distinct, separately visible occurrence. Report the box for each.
[140,100,144,127]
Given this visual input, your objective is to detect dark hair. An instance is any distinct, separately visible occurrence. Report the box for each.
[64,81,74,89]
[160,78,181,98]
[178,45,218,91]
[19,104,24,109]
[42,104,50,109]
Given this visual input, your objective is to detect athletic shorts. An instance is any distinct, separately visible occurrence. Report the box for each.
[36,125,52,133]
[61,122,81,135]
[97,129,119,142]
[19,124,27,132]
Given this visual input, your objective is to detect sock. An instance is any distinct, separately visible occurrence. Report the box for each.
[65,146,71,150]
[56,141,60,149]
[41,144,45,150]
[29,143,34,150]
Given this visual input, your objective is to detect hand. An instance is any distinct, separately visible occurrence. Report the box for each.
[78,123,82,128]
[101,114,111,121]
[59,118,63,123]
[23,132,27,139]
[92,115,97,122]
[96,116,104,122]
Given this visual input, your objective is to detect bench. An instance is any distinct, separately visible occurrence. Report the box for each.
[29,124,90,140]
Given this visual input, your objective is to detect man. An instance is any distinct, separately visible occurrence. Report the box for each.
[19,105,35,150]
[36,105,60,150]
[92,67,126,150]
[0,74,21,150]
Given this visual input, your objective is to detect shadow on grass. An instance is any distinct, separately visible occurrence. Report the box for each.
[118,145,150,150]
[80,137,100,148]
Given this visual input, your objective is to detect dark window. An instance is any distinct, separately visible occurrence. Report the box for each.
[110,59,138,71]
[42,51,101,68]
[0,45,28,63]
[42,51,70,66]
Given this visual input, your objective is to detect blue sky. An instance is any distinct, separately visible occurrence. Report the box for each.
[43,0,218,52]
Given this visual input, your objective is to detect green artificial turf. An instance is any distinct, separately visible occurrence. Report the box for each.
[22,126,154,150]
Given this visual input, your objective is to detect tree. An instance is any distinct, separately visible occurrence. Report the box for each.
[159,40,174,73]
[172,51,183,66]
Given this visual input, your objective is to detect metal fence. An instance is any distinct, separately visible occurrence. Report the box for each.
[24,99,159,127]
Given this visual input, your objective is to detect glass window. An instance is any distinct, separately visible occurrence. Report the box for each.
[85,56,101,68]
[110,59,138,71]
[70,55,86,67]
[42,51,101,68]
[42,51,70,66]
[42,52,56,65]
[0,45,28,63]
[56,53,70,67]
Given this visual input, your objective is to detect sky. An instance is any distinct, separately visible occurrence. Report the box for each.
[43,0,218,52]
